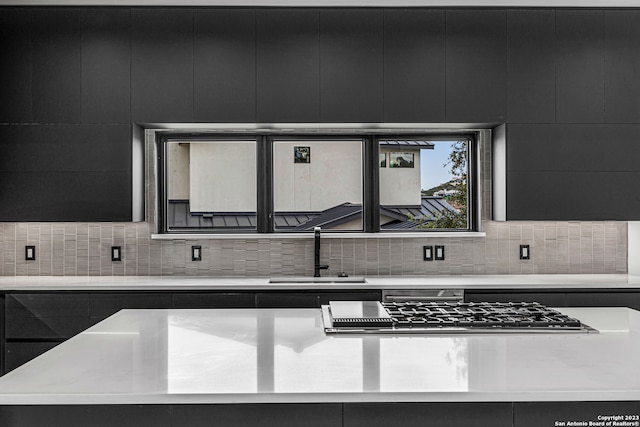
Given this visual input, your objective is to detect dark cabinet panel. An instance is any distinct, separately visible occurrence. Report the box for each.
[31,9,82,123]
[445,10,507,123]
[0,405,171,427]
[465,291,567,307]
[556,10,605,123]
[514,402,640,427]
[0,171,131,221]
[0,9,31,123]
[0,125,131,173]
[194,9,256,123]
[172,404,342,427]
[256,292,320,308]
[5,342,60,374]
[6,317,91,340]
[383,9,445,123]
[173,293,256,308]
[257,9,320,123]
[81,8,131,124]
[605,11,640,123]
[566,292,640,310]
[507,124,640,172]
[89,293,172,319]
[319,9,383,123]
[6,294,89,318]
[132,9,193,123]
[507,170,640,220]
[344,402,512,427]
[507,10,555,124]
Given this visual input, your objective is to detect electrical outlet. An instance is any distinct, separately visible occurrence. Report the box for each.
[435,245,445,261]
[520,244,530,260]
[423,245,433,261]
[25,246,36,261]
[192,245,202,261]
[111,246,122,262]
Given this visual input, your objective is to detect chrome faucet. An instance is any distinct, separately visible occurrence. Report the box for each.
[314,227,329,277]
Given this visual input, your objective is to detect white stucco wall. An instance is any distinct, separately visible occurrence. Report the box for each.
[273,141,363,212]
[379,147,421,206]
[167,142,190,200]
[189,141,257,212]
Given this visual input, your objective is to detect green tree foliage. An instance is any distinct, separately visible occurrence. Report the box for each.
[413,141,468,229]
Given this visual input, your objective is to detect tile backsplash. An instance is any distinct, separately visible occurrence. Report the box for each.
[0,220,628,276]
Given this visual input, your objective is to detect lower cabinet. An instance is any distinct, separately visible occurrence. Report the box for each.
[343,402,513,427]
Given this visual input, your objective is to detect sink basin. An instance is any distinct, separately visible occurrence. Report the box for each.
[268,276,367,284]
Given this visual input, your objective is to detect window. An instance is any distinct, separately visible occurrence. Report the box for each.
[158,132,476,234]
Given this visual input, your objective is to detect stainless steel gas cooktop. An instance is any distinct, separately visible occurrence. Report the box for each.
[321,300,598,334]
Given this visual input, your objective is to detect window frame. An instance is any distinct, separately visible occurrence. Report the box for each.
[157,131,478,235]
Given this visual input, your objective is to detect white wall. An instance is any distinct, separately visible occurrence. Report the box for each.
[379,147,421,206]
[273,141,362,211]
[167,142,190,200]
[189,141,257,212]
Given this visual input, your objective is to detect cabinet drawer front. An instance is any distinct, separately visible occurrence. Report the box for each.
[6,293,89,318]
[5,342,61,373]
[6,316,90,340]
[173,293,256,309]
[89,293,173,318]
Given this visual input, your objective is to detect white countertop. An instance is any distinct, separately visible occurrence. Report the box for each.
[0,306,639,404]
[1,274,640,291]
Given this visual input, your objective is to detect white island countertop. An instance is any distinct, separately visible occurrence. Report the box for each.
[1,274,640,291]
[0,306,639,405]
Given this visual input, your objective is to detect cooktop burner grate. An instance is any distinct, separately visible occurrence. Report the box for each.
[321,301,597,334]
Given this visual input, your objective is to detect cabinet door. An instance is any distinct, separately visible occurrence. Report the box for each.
[514,402,640,427]
[605,11,640,123]
[344,402,512,427]
[383,9,445,123]
[5,342,60,374]
[173,293,256,309]
[318,291,381,305]
[131,9,194,123]
[319,9,383,122]
[89,293,172,320]
[256,292,320,308]
[445,10,507,123]
[5,293,90,339]
[31,8,82,123]
[81,8,131,124]
[507,10,555,123]
[556,10,605,123]
[194,9,256,122]
[0,405,171,427]
[172,404,342,427]
[257,9,320,123]
[0,9,31,123]
[566,292,640,310]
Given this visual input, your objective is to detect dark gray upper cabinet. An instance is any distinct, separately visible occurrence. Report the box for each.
[319,9,383,123]
[507,10,555,124]
[605,11,640,124]
[383,9,445,123]
[556,10,605,124]
[445,10,507,123]
[195,9,256,123]
[257,9,320,123]
[31,9,82,124]
[0,9,31,123]
[132,9,194,123]
[507,123,640,220]
[0,124,131,221]
[81,8,131,124]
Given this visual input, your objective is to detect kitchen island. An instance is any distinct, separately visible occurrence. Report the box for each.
[0,306,639,426]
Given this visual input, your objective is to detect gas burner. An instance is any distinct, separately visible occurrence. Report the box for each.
[322,300,597,334]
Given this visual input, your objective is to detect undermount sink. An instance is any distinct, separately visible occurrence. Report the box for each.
[269,276,367,284]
